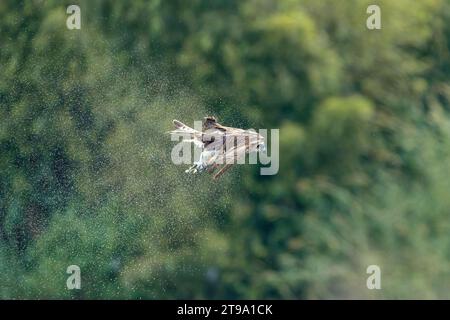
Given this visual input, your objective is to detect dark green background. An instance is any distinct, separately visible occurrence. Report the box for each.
[1,0,450,299]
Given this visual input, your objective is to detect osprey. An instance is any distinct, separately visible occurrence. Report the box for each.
[169,116,265,179]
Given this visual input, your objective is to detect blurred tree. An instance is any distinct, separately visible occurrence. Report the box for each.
[0,0,450,299]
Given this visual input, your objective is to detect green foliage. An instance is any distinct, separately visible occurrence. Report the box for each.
[1,0,450,299]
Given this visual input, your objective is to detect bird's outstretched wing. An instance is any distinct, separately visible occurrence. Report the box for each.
[212,129,264,179]
[169,118,265,179]
[168,119,204,148]
[213,164,233,180]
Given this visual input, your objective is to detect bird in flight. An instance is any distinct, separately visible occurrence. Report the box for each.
[169,116,265,179]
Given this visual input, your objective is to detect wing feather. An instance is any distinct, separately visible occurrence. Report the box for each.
[168,119,204,148]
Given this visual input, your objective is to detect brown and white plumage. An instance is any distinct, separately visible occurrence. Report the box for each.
[168,116,265,179]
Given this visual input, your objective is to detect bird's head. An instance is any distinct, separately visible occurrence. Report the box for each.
[203,116,217,130]
[203,116,217,124]
[256,132,266,153]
